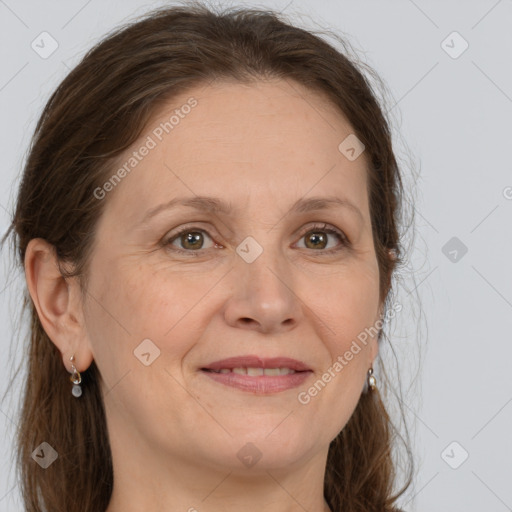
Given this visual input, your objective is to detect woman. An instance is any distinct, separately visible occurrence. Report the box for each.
[3,3,413,511]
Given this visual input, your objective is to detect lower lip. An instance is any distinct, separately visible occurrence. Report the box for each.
[200,370,313,394]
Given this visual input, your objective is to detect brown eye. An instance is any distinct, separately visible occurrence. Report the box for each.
[295,223,349,254]
[304,231,328,250]
[180,231,205,250]
[165,228,216,253]
[164,223,349,257]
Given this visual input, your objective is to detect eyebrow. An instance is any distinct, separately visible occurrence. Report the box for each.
[141,195,364,224]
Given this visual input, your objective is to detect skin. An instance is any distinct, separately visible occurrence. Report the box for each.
[25,78,385,512]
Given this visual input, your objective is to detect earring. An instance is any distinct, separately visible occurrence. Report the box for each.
[366,367,377,393]
[69,355,82,398]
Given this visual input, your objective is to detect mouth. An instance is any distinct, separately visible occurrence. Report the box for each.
[202,367,300,376]
[199,356,313,394]
[201,355,312,372]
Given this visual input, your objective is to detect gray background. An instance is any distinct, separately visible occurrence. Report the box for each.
[1,1,511,511]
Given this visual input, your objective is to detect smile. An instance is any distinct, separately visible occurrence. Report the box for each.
[200,367,313,393]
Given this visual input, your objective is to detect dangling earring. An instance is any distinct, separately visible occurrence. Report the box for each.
[366,367,377,392]
[69,355,82,398]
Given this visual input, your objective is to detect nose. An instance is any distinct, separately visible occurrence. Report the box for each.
[223,244,303,334]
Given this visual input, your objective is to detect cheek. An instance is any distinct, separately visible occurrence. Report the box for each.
[309,261,380,403]
[307,259,380,339]
[84,263,203,418]
[90,261,218,379]
[91,257,205,336]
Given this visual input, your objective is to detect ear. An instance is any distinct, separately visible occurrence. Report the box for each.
[24,238,94,373]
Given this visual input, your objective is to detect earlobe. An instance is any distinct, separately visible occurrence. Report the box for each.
[24,238,94,372]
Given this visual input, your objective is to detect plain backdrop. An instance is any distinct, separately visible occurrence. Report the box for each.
[1,1,511,511]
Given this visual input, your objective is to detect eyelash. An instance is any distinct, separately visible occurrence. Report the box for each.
[163,223,350,257]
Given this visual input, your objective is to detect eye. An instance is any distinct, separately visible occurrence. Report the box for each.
[164,226,219,255]
[294,223,349,254]
[164,223,350,257]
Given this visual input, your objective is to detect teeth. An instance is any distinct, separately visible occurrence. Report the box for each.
[215,367,296,375]
[247,367,264,376]
[262,368,281,376]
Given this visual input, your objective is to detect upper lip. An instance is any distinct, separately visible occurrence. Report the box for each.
[201,355,312,372]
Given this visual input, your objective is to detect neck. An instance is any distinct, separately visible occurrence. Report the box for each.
[105,439,332,512]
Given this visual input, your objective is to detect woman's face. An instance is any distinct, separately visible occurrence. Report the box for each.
[82,79,382,473]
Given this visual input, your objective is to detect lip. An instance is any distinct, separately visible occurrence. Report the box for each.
[201,355,312,372]
[200,355,313,394]
[201,370,312,393]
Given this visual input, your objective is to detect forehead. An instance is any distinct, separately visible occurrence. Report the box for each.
[100,78,370,225]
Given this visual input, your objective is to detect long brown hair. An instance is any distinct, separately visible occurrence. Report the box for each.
[2,3,414,511]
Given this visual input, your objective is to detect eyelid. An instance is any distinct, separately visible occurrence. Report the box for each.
[296,222,349,244]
